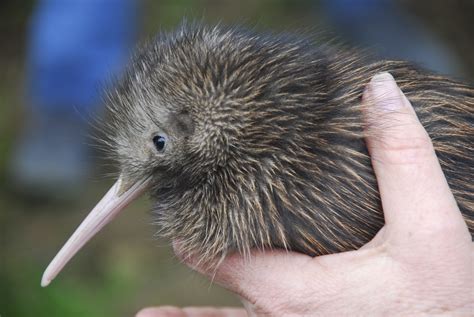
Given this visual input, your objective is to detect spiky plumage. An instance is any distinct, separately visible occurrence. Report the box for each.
[105,24,473,265]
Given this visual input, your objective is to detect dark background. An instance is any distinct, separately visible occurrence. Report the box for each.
[1,1,472,316]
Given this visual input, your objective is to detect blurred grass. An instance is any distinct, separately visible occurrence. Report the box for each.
[1,1,473,316]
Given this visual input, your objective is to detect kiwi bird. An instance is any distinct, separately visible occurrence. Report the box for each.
[42,24,474,287]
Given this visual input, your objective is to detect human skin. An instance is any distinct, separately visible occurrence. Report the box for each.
[136,73,474,316]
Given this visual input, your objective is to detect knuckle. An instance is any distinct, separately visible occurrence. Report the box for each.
[373,131,434,165]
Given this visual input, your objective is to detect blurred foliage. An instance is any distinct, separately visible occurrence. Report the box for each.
[1,0,473,316]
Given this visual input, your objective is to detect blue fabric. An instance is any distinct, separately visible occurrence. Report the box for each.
[318,0,461,76]
[320,0,394,23]
[27,0,137,116]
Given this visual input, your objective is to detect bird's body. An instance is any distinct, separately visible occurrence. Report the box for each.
[41,24,474,286]
[106,24,473,264]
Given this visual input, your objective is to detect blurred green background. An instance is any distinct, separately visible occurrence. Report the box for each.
[1,1,473,316]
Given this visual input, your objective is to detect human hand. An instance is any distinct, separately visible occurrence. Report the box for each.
[137,73,473,316]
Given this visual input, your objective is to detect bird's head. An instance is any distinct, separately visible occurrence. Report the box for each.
[42,24,330,287]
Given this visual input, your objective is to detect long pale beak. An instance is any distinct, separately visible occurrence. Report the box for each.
[41,175,151,287]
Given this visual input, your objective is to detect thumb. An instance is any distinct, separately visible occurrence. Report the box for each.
[362,72,467,247]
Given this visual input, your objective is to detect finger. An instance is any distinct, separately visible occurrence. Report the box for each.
[182,307,246,317]
[362,72,469,246]
[136,306,246,317]
[174,242,312,300]
[176,242,392,313]
[136,306,185,317]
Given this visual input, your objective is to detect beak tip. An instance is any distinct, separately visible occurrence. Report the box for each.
[41,273,52,287]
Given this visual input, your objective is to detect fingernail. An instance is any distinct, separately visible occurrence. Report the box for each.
[367,72,404,111]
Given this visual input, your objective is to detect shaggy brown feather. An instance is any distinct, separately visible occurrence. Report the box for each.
[105,24,473,265]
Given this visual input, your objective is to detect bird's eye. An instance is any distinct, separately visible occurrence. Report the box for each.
[152,135,166,152]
